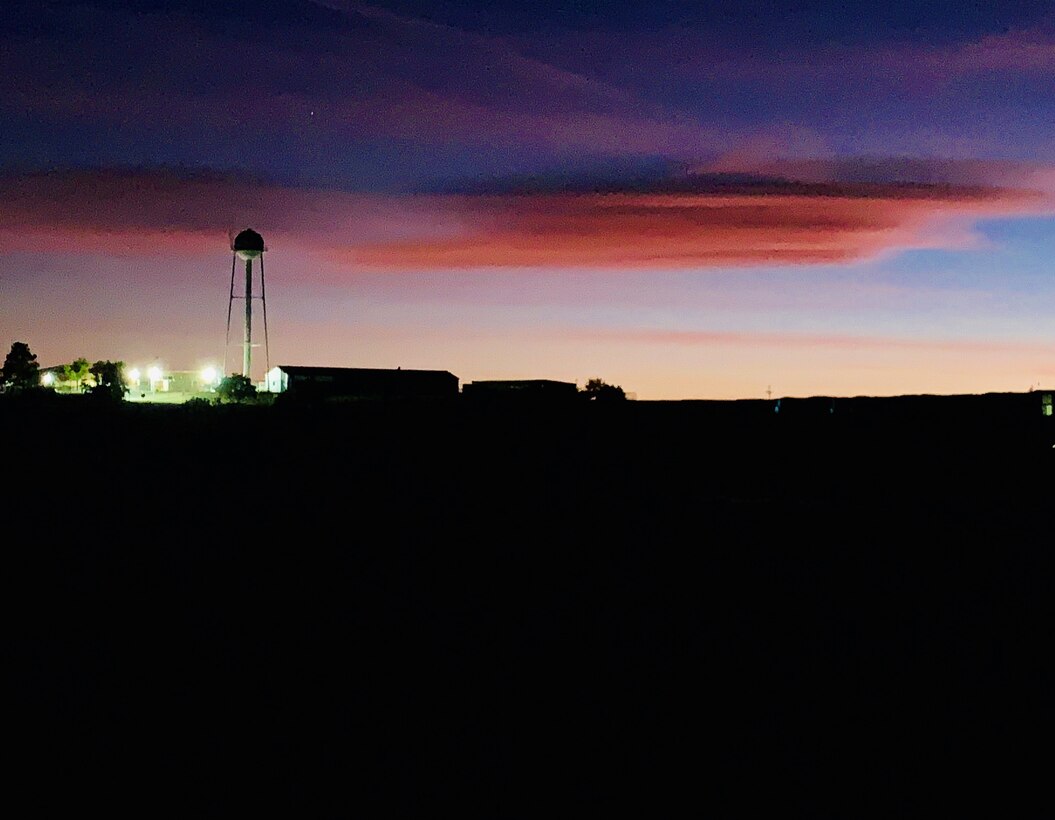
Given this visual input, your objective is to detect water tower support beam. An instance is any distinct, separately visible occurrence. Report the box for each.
[243,257,253,379]
[224,253,236,376]
[260,253,270,374]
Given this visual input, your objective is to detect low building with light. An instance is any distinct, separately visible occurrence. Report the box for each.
[266,365,459,401]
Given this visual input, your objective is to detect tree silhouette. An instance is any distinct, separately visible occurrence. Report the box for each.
[215,374,257,403]
[88,361,127,401]
[1,341,40,392]
[62,358,92,392]
[582,378,626,401]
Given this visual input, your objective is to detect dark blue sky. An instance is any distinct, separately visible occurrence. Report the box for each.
[366,0,1049,41]
[4,0,1055,187]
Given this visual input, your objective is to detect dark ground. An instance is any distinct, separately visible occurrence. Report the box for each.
[4,392,1054,815]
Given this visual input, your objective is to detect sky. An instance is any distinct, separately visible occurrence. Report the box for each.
[3,0,1055,400]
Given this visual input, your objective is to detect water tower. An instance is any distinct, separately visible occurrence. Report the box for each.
[224,228,270,381]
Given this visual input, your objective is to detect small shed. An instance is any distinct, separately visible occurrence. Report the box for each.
[462,379,579,402]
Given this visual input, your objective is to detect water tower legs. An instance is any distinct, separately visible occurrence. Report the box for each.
[227,229,267,382]
[243,258,253,379]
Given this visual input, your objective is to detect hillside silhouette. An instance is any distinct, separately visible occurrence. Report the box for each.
[6,391,1054,814]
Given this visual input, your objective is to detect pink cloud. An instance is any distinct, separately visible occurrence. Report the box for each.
[0,166,1049,272]
[518,23,1055,108]
[347,184,1048,270]
[0,169,461,254]
[906,26,1055,78]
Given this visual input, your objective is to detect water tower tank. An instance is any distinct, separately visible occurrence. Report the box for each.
[233,228,265,260]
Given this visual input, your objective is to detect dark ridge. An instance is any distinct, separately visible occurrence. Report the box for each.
[6,390,1052,813]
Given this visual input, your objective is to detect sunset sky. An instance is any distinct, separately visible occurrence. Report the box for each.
[3,0,1055,399]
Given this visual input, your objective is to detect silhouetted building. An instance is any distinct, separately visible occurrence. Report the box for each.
[462,379,579,402]
[266,365,458,400]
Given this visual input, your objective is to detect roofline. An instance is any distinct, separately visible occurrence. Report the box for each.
[272,365,459,378]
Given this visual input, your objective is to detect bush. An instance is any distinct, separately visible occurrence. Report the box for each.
[215,374,257,403]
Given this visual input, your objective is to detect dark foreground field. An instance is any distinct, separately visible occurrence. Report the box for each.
[5,392,1055,814]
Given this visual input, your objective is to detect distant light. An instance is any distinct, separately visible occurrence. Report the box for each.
[128,368,141,383]
[41,372,54,386]
[201,366,217,385]
[148,366,162,383]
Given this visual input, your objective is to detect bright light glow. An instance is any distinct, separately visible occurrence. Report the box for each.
[148,366,162,382]
[41,372,54,386]
[201,366,217,385]
[128,368,140,383]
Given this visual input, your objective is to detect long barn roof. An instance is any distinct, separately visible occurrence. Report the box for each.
[275,365,457,379]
